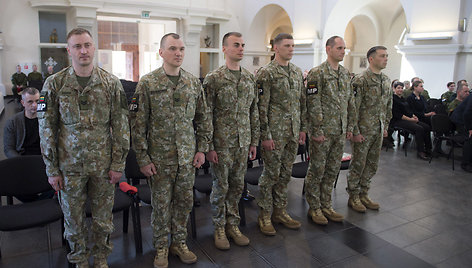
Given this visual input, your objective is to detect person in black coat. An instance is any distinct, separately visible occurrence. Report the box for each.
[407,80,436,126]
[451,86,472,172]
[392,82,432,160]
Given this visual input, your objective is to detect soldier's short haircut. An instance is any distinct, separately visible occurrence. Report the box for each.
[326,36,342,47]
[411,77,420,83]
[393,81,404,88]
[160,33,181,49]
[273,33,293,46]
[412,80,422,89]
[21,87,39,99]
[457,80,468,92]
[222,32,242,46]
[366,46,387,59]
[447,81,455,88]
[66,28,92,41]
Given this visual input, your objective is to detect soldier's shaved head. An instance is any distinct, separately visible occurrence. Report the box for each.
[160,33,181,49]
[222,32,242,47]
[67,28,92,42]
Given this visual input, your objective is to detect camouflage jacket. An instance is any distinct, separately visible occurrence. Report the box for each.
[38,66,130,177]
[203,65,259,149]
[351,68,392,136]
[305,61,355,137]
[441,91,455,105]
[131,67,212,167]
[448,98,462,114]
[256,60,307,141]
[11,72,27,87]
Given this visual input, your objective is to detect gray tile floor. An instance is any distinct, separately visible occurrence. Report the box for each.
[0,97,471,267]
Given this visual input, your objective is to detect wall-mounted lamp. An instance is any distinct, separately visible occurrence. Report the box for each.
[407,32,454,41]
[459,18,467,32]
[294,39,313,45]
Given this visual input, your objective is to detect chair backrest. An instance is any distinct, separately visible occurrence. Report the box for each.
[125,149,147,181]
[431,114,454,135]
[0,155,51,196]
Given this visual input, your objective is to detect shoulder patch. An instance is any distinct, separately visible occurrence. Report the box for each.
[257,82,263,95]
[306,81,318,95]
[129,96,139,112]
[37,92,47,112]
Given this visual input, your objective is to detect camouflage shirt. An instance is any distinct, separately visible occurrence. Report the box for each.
[351,68,392,136]
[203,65,259,149]
[38,66,130,177]
[448,98,462,114]
[441,91,455,105]
[11,72,27,87]
[131,67,212,167]
[305,61,355,137]
[256,60,307,141]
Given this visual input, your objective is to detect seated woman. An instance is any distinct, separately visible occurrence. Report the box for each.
[407,80,436,126]
[392,82,432,160]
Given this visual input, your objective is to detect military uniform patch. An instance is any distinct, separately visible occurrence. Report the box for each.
[37,93,47,112]
[307,82,318,95]
[129,97,138,112]
[257,82,263,95]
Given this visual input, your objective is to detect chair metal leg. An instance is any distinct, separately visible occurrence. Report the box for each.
[302,180,305,195]
[47,224,53,268]
[334,172,340,188]
[131,199,142,254]
[123,208,129,233]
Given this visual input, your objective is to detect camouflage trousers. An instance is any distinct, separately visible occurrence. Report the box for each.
[305,133,345,209]
[149,164,193,248]
[347,131,383,196]
[257,137,298,213]
[59,175,115,264]
[210,146,248,227]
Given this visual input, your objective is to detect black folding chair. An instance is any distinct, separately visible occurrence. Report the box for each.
[429,114,465,170]
[0,156,63,268]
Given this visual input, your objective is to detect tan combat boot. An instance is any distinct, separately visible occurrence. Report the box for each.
[154,246,169,268]
[322,207,344,222]
[226,225,250,246]
[76,261,89,268]
[272,208,301,229]
[169,242,197,264]
[360,195,380,210]
[214,226,230,250]
[258,210,276,236]
[348,195,366,213]
[93,257,108,268]
[307,208,328,225]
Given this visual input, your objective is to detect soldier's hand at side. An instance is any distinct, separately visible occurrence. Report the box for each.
[352,134,365,143]
[48,176,64,191]
[108,170,122,184]
[312,135,326,143]
[383,130,388,138]
[140,163,157,177]
[346,132,353,140]
[469,130,472,138]
[193,152,205,168]
[248,146,257,160]
[262,140,275,151]
[206,150,218,164]
[299,132,306,145]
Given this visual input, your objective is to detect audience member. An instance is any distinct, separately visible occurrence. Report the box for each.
[11,65,27,103]
[403,77,430,99]
[27,64,43,91]
[448,82,470,115]
[441,82,456,105]
[407,80,435,126]
[403,80,411,91]
[3,87,55,202]
[44,65,55,80]
[392,82,432,160]
[451,93,472,172]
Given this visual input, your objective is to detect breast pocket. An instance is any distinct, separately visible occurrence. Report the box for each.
[150,90,171,118]
[59,95,79,125]
[216,87,235,110]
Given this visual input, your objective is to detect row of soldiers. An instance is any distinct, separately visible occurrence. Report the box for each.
[37,28,391,268]
[11,64,55,102]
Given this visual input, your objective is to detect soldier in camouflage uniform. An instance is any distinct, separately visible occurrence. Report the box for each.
[38,28,130,268]
[203,32,259,250]
[255,33,307,236]
[448,82,470,114]
[305,36,355,225]
[27,64,44,91]
[347,46,392,213]
[11,65,27,102]
[130,33,212,268]
[441,82,456,106]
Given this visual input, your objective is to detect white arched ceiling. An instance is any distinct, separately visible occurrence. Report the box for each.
[246,4,293,51]
[346,15,377,52]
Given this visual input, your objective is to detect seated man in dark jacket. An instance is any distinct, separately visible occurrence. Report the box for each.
[451,85,472,172]
[3,87,54,201]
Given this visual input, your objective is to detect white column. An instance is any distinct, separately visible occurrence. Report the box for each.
[181,16,206,77]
